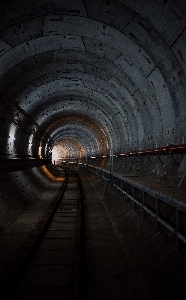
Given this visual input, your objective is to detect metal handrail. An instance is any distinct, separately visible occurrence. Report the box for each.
[86,165,186,245]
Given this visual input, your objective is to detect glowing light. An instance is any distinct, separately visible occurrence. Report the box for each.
[38,146,42,157]
[8,124,17,154]
[41,165,64,181]
[52,148,59,162]
[8,124,16,142]
[28,134,34,155]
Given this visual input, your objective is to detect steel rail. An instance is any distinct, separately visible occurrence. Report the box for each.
[2,167,88,300]
[2,169,69,299]
[75,171,88,300]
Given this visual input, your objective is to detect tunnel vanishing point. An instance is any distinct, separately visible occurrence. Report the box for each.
[1,0,186,299]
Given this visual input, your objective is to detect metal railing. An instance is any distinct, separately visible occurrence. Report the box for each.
[86,165,186,246]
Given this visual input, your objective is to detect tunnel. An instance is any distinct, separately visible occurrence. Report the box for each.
[1,0,186,299]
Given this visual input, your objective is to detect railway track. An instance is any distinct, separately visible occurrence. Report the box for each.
[1,167,147,300]
[2,168,87,300]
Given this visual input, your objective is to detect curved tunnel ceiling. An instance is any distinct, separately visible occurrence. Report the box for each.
[0,0,186,161]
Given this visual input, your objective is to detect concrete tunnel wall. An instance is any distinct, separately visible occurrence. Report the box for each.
[0,1,186,236]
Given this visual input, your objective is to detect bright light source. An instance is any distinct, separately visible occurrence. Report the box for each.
[8,124,16,142]
[52,148,59,162]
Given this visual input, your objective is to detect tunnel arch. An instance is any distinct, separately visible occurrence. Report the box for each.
[1,2,186,298]
[0,0,185,162]
[0,7,185,160]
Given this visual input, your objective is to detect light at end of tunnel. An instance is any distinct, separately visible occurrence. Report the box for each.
[52,148,60,163]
